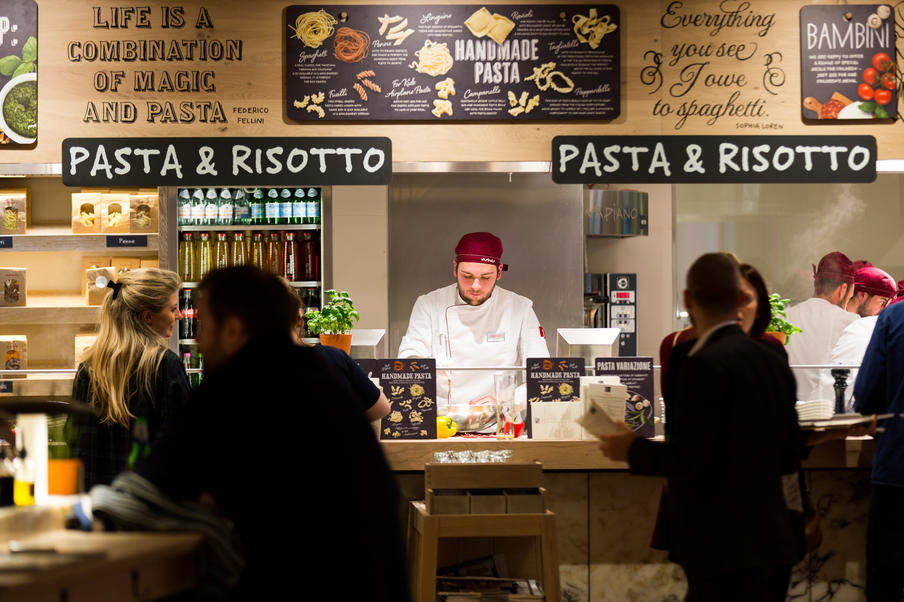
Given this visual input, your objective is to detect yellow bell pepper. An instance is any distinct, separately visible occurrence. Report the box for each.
[436,415,457,438]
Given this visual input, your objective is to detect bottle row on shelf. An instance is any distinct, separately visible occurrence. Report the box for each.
[179,287,322,341]
[178,230,319,282]
[177,187,321,227]
[180,349,204,387]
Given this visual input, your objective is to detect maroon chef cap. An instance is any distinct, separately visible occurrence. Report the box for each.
[813,251,854,283]
[888,280,904,306]
[854,266,897,298]
[852,260,873,271]
[455,232,508,271]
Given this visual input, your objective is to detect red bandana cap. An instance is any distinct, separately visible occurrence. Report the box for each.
[813,251,854,283]
[455,232,508,271]
[854,266,897,298]
[887,279,904,306]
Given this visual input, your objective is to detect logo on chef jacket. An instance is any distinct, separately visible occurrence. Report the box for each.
[486,332,506,343]
[539,326,545,339]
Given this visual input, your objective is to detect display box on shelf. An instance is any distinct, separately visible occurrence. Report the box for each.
[139,258,159,269]
[0,335,27,379]
[426,488,469,515]
[71,193,102,234]
[0,190,28,235]
[505,488,546,514]
[74,334,97,366]
[80,256,110,296]
[100,194,130,233]
[112,257,141,277]
[86,266,115,305]
[0,268,26,307]
[469,489,506,514]
[129,194,158,232]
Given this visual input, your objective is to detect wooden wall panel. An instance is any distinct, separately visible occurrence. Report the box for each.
[10,0,904,165]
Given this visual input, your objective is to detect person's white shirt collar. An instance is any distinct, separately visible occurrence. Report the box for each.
[688,320,739,356]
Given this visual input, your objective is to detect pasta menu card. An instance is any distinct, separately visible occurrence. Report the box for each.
[285,4,620,121]
[377,358,437,440]
[594,356,655,438]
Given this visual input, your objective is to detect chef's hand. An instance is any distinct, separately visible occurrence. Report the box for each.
[599,421,638,462]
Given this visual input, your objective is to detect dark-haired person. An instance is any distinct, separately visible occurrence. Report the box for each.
[72,268,190,489]
[601,253,801,602]
[786,252,858,401]
[137,266,409,601]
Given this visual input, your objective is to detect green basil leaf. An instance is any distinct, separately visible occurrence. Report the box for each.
[859,101,878,113]
[21,37,37,63]
[875,105,890,119]
[11,61,34,78]
[0,55,21,76]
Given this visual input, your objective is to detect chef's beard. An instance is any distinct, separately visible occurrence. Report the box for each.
[458,282,496,306]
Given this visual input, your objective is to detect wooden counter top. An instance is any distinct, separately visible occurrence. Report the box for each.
[381,436,875,472]
[0,530,202,602]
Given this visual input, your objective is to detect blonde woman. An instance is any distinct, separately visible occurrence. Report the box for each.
[72,268,191,489]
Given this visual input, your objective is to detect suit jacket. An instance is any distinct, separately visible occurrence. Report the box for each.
[630,324,801,575]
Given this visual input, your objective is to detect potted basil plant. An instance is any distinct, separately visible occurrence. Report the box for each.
[766,293,801,345]
[304,289,359,353]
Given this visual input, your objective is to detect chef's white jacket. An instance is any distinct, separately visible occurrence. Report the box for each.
[785,297,858,401]
[398,284,550,406]
[819,315,878,409]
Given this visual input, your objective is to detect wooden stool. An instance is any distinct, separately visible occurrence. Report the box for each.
[407,500,560,602]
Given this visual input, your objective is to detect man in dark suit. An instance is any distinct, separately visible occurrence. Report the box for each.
[600,253,802,601]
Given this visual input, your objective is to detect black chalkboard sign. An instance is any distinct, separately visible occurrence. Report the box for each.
[525,357,583,403]
[62,137,392,187]
[0,237,12,249]
[595,356,655,438]
[552,135,877,183]
[800,5,897,121]
[106,235,147,248]
[377,358,437,440]
[285,5,620,122]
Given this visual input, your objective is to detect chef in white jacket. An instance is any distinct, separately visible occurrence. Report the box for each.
[786,251,857,401]
[820,266,897,407]
[398,232,550,407]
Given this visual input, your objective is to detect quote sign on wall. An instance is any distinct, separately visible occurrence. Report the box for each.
[285,4,620,122]
[639,1,786,131]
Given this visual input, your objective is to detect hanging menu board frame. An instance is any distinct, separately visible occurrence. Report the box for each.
[285,4,620,122]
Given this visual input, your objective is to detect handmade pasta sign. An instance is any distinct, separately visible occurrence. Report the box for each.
[285,4,620,122]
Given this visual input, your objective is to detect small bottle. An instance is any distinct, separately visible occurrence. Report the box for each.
[279,188,293,225]
[301,232,319,281]
[179,289,194,340]
[204,189,219,226]
[292,188,306,225]
[284,232,300,281]
[231,232,247,266]
[233,189,250,225]
[268,232,285,277]
[198,232,213,279]
[251,188,265,225]
[178,232,197,281]
[195,353,204,386]
[265,188,280,225]
[182,352,192,376]
[0,444,14,507]
[250,232,267,271]
[307,188,321,224]
[177,189,192,226]
[13,448,34,507]
[190,189,206,226]
[217,188,234,226]
[214,232,230,270]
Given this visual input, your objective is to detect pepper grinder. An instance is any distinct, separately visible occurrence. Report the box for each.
[831,368,851,415]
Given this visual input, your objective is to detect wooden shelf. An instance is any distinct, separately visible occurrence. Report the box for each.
[180,224,320,232]
[0,293,100,324]
[0,226,159,253]
[181,281,320,289]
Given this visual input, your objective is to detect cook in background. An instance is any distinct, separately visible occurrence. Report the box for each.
[71,269,190,489]
[785,252,858,401]
[820,266,898,408]
[398,232,549,408]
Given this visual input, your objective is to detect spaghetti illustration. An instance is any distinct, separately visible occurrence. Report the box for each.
[289,9,337,49]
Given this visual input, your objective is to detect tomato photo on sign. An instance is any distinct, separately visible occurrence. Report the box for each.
[858,83,875,101]
[874,88,892,105]
[863,67,880,86]
[881,72,896,90]
[872,53,892,72]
